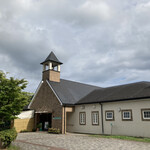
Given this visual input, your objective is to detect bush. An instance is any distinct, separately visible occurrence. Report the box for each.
[36,123,42,129]
[48,128,60,134]
[0,128,17,148]
[0,121,11,131]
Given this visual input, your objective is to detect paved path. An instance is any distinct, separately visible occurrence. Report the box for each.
[13,132,150,150]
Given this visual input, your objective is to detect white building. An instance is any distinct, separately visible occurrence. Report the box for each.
[19,52,150,137]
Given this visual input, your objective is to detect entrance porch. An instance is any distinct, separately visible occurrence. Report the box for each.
[35,112,52,131]
[34,107,74,133]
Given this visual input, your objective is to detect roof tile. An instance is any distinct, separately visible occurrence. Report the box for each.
[48,79,100,105]
[77,81,150,104]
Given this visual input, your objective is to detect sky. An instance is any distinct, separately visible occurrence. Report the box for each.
[0,0,150,93]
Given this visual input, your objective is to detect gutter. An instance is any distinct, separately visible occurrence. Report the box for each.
[100,103,104,134]
[76,96,150,105]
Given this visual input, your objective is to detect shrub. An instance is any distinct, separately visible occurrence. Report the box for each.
[36,123,42,129]
[0,121,11,131]
[0,128,17,148]
[48,128,60,134]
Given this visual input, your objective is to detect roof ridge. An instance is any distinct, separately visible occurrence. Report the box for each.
[102,81,150,89]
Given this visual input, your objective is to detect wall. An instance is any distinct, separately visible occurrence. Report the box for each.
[30,81,63,132]
[14,110,34,132]
[42,70,60,82]
[67,99,150,137]
[49,70,60,82]
[103,99,150,137]
[17,110,34,119]
[14,118,34,132]
[67,104,102,134]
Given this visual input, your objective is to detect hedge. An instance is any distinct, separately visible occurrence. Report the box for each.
[0,128,17,148]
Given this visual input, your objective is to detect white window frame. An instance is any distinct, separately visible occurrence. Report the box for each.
[105,111,114,121]
[79,112,86,125]
[92,111,99,125]
[141,109,150,121]
[122,110,132,121]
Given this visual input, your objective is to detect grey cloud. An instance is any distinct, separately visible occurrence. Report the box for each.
[0,0,150,92]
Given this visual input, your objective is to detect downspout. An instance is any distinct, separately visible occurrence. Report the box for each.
[64,106,66,134]
[100,103,104,134]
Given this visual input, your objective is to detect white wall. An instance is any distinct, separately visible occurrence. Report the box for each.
[17,110,34,119]
[67,103,102,134]
[67,99,150,137]
[103,99,150,137]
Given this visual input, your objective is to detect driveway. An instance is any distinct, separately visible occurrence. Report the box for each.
[13,132,150,150]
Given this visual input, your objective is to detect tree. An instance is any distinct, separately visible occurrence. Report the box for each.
[22,92,34,104]
[0,71,28,129]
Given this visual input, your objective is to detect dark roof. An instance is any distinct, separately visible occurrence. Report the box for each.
[48,79,101,105]
[77,81,150,104]
[41,51,63,65]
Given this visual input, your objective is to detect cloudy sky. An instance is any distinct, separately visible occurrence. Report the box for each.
[0,0,150,92]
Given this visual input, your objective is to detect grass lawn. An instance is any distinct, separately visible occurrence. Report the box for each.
[89,134,150,143]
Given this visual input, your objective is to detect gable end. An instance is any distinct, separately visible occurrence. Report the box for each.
[28,81,43,109]
[46,80,63,105]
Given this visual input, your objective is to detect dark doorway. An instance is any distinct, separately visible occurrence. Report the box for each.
[39,113,52,131]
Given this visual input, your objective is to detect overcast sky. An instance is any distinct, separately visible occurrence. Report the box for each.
[0,0,150,92]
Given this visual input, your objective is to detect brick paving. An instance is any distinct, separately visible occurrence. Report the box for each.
[13,132,150,150]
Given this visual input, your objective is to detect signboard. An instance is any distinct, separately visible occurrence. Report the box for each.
[53,117,61,120]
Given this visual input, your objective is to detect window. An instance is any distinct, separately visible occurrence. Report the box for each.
[141,109,150,121]
[92,111,99,125]
[122,110,132,121]
[105,110,114,121]
[79,112,86,125]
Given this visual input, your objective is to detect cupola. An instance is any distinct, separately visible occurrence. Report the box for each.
[41,51,63,82]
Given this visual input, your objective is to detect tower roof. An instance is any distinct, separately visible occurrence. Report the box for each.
[41,51,63,65]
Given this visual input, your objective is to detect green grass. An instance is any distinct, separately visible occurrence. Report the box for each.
[7,144,20,150]
[89,134,150,143]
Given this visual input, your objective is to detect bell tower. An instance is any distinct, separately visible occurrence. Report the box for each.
[41,51,63,82]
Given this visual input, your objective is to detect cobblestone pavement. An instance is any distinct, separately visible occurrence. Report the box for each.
[13,132,150,150]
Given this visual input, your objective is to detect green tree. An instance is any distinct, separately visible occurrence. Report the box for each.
[0,71,28,129]
[22,92,34,104]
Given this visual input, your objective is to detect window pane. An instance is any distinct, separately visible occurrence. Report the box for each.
[106,111,114,120]
[123,111,131,119]
[144,111,150,118]
[80,113,85,125]
[92,112,99,125]
[107,112,113,119]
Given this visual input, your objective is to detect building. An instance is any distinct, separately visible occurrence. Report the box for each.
[27,52,150,137]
